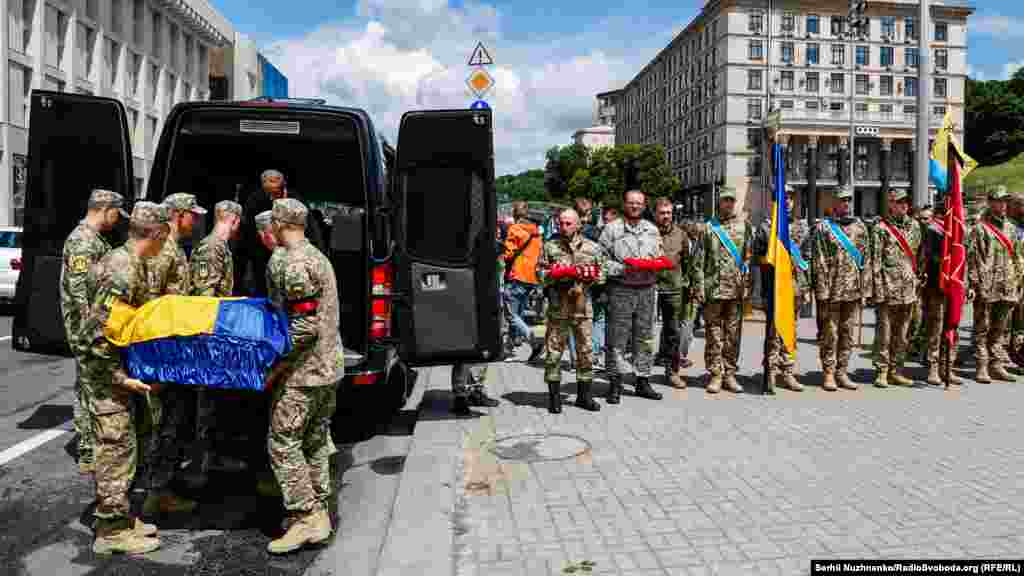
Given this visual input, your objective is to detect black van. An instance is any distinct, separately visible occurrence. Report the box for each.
[11,91,503,431]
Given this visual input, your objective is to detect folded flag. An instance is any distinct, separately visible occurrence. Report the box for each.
[105,295,291,391]
[548,264,579,280]
[625,257,673,271]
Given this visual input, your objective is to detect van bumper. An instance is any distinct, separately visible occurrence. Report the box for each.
[337,345,398,394]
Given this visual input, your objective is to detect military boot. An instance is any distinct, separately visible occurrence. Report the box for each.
[927,364,943,386]
[779,371,804,391]
[93,518,161,555]
[547,381,562,414]
[605,378,621,404]
[836,371,858,390]
[944,371,962,386]
[307,504,333,544]
[130,516,158,537]
[574,381,601,412]
[822,370,838,391]
[975,364,991,384]
[889,370,914,386]
[990,363,1016,382]
[706,374,722,394]
[267,508,327,555]
[142,490,197,516]
[635,377,663,400]
[668,358,686,389]
[723,374,744,393]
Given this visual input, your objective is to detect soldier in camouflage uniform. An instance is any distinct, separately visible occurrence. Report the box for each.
[85,202,168,554]
[966,185,1024,383]
[653,197,695,389]
[762,188,811,392]
[904,204,933,364]
[264,198,339,554]
[138,192,205,517]
[871,189,925,388]
[599,190,665,404]
[1007,192,1024,366]
[60,189,129,475]
[189,200,245,479]
[921,201,959,386]
[694,186,753,394]
[539,209,605,413]
[811,186,872,391]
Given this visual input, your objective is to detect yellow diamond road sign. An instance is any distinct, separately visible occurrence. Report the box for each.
[467,68,495,98]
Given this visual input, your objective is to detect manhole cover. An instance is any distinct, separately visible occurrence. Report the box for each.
[489,433,591,463]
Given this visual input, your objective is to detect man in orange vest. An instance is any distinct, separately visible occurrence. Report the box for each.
[503,201,544,361]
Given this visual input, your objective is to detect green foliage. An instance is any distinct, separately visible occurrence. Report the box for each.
[496,169,546,202]
[965,72,1024,166]
[541,143,679,207]
[963,152,1024,200]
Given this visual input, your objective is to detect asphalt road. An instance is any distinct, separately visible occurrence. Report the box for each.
[0,311,414,576]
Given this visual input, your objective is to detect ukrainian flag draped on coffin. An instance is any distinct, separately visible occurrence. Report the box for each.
[766,142,798,353]
[104,296,291,391]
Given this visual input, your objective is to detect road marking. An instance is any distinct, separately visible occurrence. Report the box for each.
[0,429,69,467]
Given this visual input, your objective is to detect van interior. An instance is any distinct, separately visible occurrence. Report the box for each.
[157,108,370,354]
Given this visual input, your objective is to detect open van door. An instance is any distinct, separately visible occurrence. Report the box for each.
[12,91,135,356]
[392,109,501,366]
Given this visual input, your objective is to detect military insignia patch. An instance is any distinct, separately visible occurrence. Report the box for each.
[197,261,209,278]
[70,255,89,274]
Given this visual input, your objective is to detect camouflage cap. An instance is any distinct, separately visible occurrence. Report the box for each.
[163,193,208,214]
[718,185,737,200]
[888,188,910,202]
[131,201,169,226]
[255,210,273,229]
[834,186,853,200]
[989,185,1010,200]
[272,198,308,226]
[88,189,130,218]
[214,200,243,217]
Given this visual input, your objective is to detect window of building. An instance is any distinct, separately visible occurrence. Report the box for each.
[780,99,794,110]
[905,18,917,39]
[831,45,845,65]
[935,49,948,70]
[45,6,69,69]
[880,75,893,96]
[934,77,947,98]
[806,72,819,92]
[830,101,844,111]
[905,77,918,97]
[10,0,38,54]
[748,128,762,149]
[749,13,763,33]
[126,52,139,97]
[8,63,30,127]
[169,23,179,69]
[106,39,120,90]
[77,23,96,79]
[748,99,762,119]
[830,73,844,94]
[807,15,819,35]
[856,45,869,66]
[904,104,917,115]
[747,70,762,90]
[165,73,176,109]
[781,42,794,63]
[880,103,894,117]
[133,0,144,46]
[881,16,896,37]
[749,40,763,60]
[933,105,946,117]
[148,64,158,106]
[111,0,122,35]
[856,74,869,94]
[781,70,794,91]
[856,157,869,179]
[152,12,162,59]
[806,100,819,111]
[807,43,819,65]
[831,16,845,36]
[905,48,918,68]
[782,14,795,32]
[935,22,948,42]
[880,46,894,67]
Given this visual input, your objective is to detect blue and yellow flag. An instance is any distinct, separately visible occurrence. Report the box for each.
[766,143,798,353]
[105,295,291,391]
[929,109,976,192]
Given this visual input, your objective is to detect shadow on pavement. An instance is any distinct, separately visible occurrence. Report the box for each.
[415,389,483,421]
[17,404,73,430]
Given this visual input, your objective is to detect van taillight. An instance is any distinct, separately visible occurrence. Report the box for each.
[370,264,392,339]
[10,258,20,271]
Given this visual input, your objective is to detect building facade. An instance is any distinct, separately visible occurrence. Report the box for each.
[595,89,619,126]
[572,125,615,149]
[607,0,973,221]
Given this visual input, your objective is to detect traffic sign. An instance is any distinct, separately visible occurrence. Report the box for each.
[466,68,495,98]
[470,100,490,110]
[468,42,494,66]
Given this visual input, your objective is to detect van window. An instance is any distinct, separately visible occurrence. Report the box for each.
[0,230,22,248]
[404,167,485,264]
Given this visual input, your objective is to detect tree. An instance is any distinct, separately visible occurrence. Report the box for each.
[496,169,546,202]
[965,74,1024,166]
[540,143,678,207]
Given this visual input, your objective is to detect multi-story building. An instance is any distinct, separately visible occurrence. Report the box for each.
[572,125,615,149]
[209,31,288,101]
[595,89,619,126]
[0,0,288,227]
[606,0,974,220]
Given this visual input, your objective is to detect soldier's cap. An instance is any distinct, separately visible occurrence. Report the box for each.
[272,198,308,226]
[989,185,1010,200]
[131,201,170,226]
[718,186,737,200]
[834,186,853,200]
[163,193,208,215]
[214,200,243,217]
[888,188,910,202]
[255,210,274,229]
[88,189,130,218]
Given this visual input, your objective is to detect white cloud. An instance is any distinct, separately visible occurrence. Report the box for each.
[1004,61,1024,80]
[972,15,1024,39]
[262,1,664,175]
[966,64,986,80]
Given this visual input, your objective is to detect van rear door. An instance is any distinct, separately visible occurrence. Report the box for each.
[12,92,135,356]
[391,109,502,366]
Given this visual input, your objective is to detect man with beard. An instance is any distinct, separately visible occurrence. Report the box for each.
[653,197,693,389]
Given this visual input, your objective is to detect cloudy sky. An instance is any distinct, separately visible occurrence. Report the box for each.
[210,0,1023,176]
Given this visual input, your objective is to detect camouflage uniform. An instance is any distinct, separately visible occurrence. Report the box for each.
[694,189,752,393]
[598,216,665,402]
[539,230,605,412]
[811,188,873,390]
[83,203,165,525]
[265,199,340,527]
[137,193,204,497]
[763,211,811,390]
[966,186,1024,382]
[922,216,953,384]
[655,222,695,388]
[60,190,126,472]
[1008,195,1024,363]
[189,200,242,472]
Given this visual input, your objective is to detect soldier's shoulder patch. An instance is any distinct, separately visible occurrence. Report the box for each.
[70,255,90,274]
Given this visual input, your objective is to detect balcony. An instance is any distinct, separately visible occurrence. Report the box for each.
[768,109,946,128]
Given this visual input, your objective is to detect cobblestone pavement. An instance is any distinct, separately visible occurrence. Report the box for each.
[378,308,1024,576]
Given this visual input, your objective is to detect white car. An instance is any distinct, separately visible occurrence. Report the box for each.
[0,226,22,302]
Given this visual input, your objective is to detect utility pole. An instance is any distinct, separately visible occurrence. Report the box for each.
[914,0,931,208]
[848,0,867,213]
